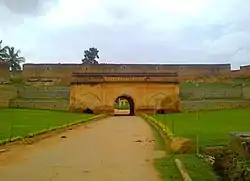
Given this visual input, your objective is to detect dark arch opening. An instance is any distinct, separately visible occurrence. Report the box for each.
[83,107,94,114]
[114,95,135,116]
[156,109,165,114]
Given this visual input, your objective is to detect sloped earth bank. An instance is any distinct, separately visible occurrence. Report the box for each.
[0,116,161,181]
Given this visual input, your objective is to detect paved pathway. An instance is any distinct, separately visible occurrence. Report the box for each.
[0,116,161,181]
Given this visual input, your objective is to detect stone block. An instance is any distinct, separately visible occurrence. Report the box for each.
[229,132,250,157]
[170,137,195,154]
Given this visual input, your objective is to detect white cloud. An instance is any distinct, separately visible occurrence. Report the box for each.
[0,0,250,69]
[40,0,114,28]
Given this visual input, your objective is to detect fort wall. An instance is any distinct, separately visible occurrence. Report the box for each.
[180,83,250,111]
[1,63,250,112]
[0,85,17,107]
[22,63,232,83]
[9,99,69,111]
[1,83,250,112]
[181,100,250,111]
[239,65,250,77]
[17,86,69,99]
[180,87,243,100]
[0,62,10,83]
[70,82,180,114]
[0,85,69,110]
[231,65,250,78]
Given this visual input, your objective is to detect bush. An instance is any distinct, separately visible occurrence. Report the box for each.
[204,147,250,180]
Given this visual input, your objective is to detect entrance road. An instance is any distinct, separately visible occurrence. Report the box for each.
[0,116,161,181]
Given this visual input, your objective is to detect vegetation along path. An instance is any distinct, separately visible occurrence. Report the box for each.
[0,116,161,181]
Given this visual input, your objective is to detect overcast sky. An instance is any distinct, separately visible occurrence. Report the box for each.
[0,0,250,69]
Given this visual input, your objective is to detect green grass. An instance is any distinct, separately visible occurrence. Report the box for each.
[152,108,250,147]
[0,108,93,141]
[144,117,166,150]
[144,116,182,180]
[176,154,219,181]
[155,154,219,181]
[155,155,182,181]
[144,116,218,180]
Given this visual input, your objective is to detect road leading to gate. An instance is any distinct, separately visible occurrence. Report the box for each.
[0,116,161,181]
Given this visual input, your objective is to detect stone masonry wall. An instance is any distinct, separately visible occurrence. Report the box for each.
[9,86,70,110]
[0,62,10,83]
[181,100,250,111]
[17,86,69,99]
[0,85,17,107]
[9,99,69,111]
[1,62,250,112]
[180,83,250,111]
[180,87,243,100]
[1,83,250,112]
[22,63,231,83]
[0,85,70,111]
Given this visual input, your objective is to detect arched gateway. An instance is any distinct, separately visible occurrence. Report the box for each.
[114,95,135,116]
[69,72,180,115]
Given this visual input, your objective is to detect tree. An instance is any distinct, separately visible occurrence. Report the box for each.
[4,46,25,71]
[82,47,99,64]
[0,40,8,61]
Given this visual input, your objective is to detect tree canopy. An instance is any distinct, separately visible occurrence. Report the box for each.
[82,47,99,64]
[0,40,25,71]
[0,40,7,61]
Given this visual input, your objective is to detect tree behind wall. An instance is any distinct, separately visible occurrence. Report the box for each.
[82,47,99,64]
[0,40,7,61]
[0,40,25,71]
[4,46,25,71]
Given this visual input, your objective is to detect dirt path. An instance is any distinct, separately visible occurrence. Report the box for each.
[0,116,161,181]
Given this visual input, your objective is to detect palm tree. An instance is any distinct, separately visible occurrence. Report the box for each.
[4,46,25,71]
[0,40,7,62]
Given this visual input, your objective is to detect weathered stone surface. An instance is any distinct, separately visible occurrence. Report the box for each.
[229,132,250,157]
[1,63,250,112]
[22,63,232,84]
[69,82,180,115]
[170,137,194,154]
[0,62,10,83]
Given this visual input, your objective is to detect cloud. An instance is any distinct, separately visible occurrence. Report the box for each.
[0,0,250,69]
[1,0,56,15]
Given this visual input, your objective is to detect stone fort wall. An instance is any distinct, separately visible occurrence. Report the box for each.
[0,85,17,107]
[22,63,232,83]
[180,85,250,111]
[1,63,250,84]
[1,63,250,112]
[0,63,250,83]
[0,83,250,112]
[0,62,10,83]
[0,85,69,111]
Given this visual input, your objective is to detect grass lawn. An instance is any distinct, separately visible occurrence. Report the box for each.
[155,154,219,181]
[152,108,250,147]
[145,115,218,180]
[0,108,93,141]
[145,116,182,180]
